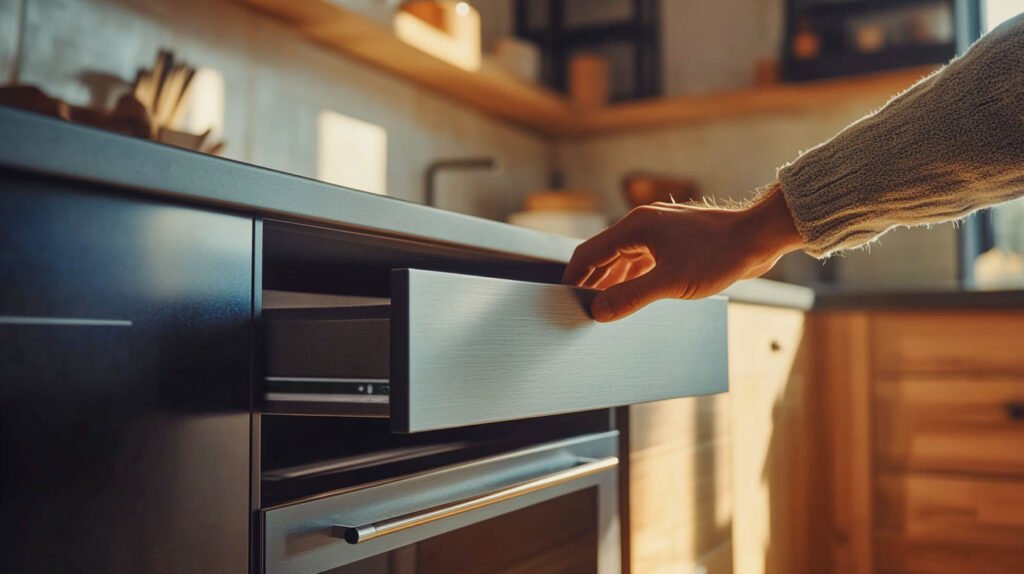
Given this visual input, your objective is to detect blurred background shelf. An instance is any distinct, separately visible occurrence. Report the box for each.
[236,0,935,137]
[236,0,576,134]
[567,66,936,136]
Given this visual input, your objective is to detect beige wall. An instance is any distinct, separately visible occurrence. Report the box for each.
[556,92,958,287]
[5,0,552,222]
[0,0,19,83]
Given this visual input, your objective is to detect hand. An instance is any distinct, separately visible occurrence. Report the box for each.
[563,184,804,322]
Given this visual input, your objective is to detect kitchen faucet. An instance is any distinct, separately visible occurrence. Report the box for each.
[424,157,500,208]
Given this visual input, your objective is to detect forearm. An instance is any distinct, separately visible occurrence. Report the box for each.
[777,13,1024,258]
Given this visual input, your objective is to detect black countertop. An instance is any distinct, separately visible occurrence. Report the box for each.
[813,286,1024,310]
[0,106,815,310]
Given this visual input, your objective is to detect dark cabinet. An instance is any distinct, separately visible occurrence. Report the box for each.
[0,173,253,573]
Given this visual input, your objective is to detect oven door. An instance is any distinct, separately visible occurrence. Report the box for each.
[261,431,620,574]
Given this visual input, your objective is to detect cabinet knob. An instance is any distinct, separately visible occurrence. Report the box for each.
[770,340,782,353]
[1006,402,1024,421]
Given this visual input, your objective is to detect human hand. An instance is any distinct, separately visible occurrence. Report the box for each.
[563,184,804,322]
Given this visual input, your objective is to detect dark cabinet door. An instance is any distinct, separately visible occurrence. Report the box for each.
[0,172,253,573]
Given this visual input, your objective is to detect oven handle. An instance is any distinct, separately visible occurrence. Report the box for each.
[333,455,619,544]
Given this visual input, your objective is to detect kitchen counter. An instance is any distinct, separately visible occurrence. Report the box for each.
[0,106,813,310]
[814,285,1024,310]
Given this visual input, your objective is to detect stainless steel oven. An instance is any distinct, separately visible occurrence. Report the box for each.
[260,431,620,574]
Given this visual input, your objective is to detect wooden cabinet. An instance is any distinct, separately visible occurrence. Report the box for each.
[729,304,823,574]
[628,303,821,574]
[815,310,1024,574]
[628,394,734,574]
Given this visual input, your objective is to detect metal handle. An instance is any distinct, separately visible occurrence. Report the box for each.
[333,456,618,544]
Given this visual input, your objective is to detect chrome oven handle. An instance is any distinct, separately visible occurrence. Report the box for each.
[333,456,619,544]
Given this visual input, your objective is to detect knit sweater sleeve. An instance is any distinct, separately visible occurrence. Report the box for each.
[776,13,1024,258]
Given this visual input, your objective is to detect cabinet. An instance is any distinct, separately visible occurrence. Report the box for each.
[628,303,823,574]
[814,310,1024,574]
[0,173,253,573]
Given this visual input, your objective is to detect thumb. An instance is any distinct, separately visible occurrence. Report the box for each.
[591,270,668,323]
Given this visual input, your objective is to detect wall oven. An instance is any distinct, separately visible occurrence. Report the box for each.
[260,425,620,574]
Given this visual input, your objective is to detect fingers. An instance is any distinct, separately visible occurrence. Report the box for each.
[591,254,655,290]
[563,215,645,286]
[581,256,620,289]
[591,269,669,323]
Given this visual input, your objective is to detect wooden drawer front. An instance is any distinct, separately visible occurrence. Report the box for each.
[875,473,1024,570]
[872,312,1024,376]
[875,378,1024,475]
[876,536,1024,574]
[727,304,806,382]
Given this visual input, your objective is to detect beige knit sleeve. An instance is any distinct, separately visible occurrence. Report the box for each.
[777,13,1024,258]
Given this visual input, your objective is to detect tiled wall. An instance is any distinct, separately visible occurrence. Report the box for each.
[3,0,552,222]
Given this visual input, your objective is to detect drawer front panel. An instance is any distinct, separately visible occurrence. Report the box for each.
[872,312,1024,376]
[875,472,1024,573]
[875,377,1024,475]
[392,269,727,432]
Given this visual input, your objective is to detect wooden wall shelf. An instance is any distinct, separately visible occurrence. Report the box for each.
[237,0,935,138]
[570,67,936,136]
[237,0,575,133]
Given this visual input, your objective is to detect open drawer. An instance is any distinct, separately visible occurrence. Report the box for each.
[263,269,727,433]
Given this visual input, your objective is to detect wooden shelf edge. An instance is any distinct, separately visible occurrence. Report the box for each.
[236,0,938,138]
[567,67,939,136]
[237,0,575,135]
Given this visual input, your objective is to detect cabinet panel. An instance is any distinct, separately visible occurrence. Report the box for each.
[875,377,1024,475]
[730,304,819,574]
[0,174,252,573]
[629,395,732,574]
[628,304,819,574]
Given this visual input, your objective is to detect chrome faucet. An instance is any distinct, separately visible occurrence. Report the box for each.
[424,157,500,208]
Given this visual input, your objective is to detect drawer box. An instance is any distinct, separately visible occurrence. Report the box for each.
[263,269,728,433]
[265,305,392,418]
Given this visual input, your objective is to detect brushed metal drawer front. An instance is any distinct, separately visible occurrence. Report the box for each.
[391,269,727,433]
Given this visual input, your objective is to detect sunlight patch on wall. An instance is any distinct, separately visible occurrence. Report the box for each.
[317,110,388,195]
[178,68,225,142]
